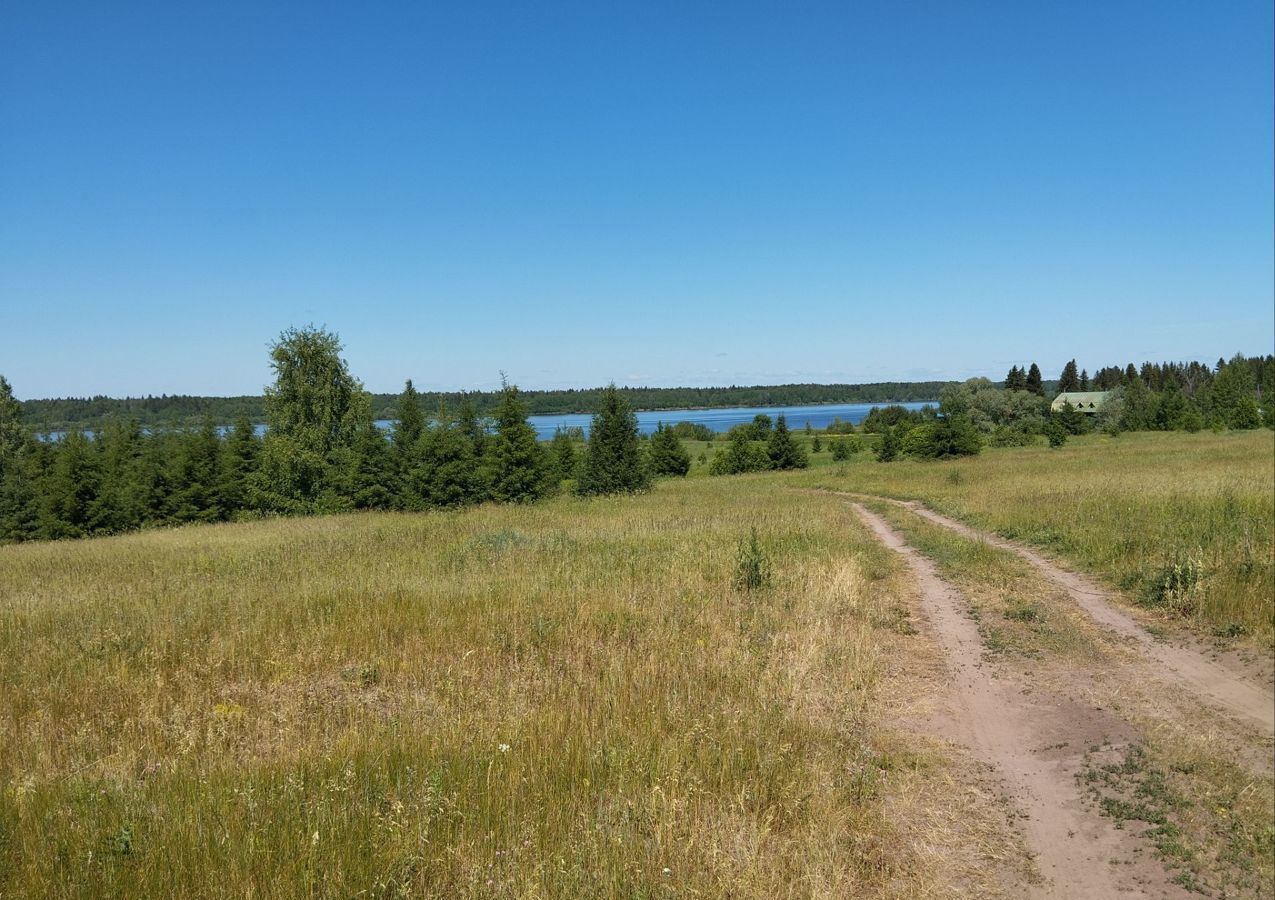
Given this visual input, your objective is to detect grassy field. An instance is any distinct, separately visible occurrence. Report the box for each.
[2,430,1270,897]
[1,477,1016,898]
[795,430,1275,645]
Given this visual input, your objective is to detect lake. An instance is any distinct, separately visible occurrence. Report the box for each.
[481,400,932,440]
[43,401,935,442]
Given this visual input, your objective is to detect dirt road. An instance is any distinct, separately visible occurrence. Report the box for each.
[882,498,1275,736]
[853,501,1194,898]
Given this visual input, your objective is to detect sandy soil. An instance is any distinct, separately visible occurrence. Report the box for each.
[853,501,1199,899]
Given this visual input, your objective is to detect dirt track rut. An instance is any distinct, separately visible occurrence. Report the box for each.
[885,498,1275,736]
[853,502,1191,898]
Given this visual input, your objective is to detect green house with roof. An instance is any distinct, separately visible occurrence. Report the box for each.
[1050,391,1110,413]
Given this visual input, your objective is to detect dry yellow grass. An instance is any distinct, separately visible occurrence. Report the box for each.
[0,476,1020,898]
[800,430,1275,644]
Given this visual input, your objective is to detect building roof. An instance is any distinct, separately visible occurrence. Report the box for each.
[1051,391,1111,412]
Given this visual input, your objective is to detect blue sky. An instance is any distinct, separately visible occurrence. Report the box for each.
[2,1,1272,398]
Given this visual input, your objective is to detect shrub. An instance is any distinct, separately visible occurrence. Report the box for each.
[647,423,691,477]
[710,431,772,475]
[1143,549,1206,617]
[733,527,771,591]
[875,427,902,462]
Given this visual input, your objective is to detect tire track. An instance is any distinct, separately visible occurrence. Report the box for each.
[852,502,1190,899]
[876,496,1274,737]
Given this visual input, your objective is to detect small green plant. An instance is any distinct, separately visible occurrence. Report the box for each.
[733,527,772,592]
[1144,548,1206,616]
[1004,600,1042,623]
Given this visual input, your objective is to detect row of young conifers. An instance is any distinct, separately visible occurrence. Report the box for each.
[0,328,702,543]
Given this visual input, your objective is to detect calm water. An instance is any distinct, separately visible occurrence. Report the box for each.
[45,401,934,442]
[513,400,932,440]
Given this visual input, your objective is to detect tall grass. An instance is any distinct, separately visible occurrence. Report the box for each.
[0,478,949,898]
[802,430,1275,644]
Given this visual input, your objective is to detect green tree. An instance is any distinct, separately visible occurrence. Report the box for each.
[901,417,983,459]
[486,381,554,503]
[0,375,24,463]
[875,427,902,462]
[170,419,224,523]
[393,380,425,451]
[830,438,850,461]
[90,420,153,532]
[219,416,260,516]
[1058,359,1080,393]
[647,423,691,477]
[41,431,100,538]
[417,415,487,507]
[811,435,822,453]
[709,429,771,475]
[1210,355,1259,429]
[252,326,370,514]
[766,414,809,470]
[0,377,40,542]
[577,384,650,496]
[455,395,488,461]
[1025,363,1044,396]
[1005,365,1027,391]
[549,427,578,482]
[1056,401,1087,435]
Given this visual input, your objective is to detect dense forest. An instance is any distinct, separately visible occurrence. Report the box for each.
[18,381,956,433]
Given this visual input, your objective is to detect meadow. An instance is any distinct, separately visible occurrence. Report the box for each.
[1,429,1270,897]
[1,477,1010,898]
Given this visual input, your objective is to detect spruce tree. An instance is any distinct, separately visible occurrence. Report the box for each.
[875,427,902,462]
[41,431,100,538]
[577,384,650,495]
[549,427,577,481]
[1079,369,1090,390]
[647,423,691,477]
[1058,359,1080,393]
[171,419,224,523]
[766,414,809,470]
[219,416,260,517]
[394,380,425,448]
[343,416,395,510]
[417,415,487,507]
[1005,365,1027,391]
[1025,363,1044,396]
[485,381,554,503]
[455,394,488,461]
[89,420,151,532]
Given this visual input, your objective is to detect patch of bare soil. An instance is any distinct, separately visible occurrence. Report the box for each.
[853,502,1195,899]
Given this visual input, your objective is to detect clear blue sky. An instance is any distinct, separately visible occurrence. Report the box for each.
[2,1,1272,399]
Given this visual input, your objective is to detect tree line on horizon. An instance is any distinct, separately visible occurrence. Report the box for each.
[0,327,684,545]
[16,381,957,434]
